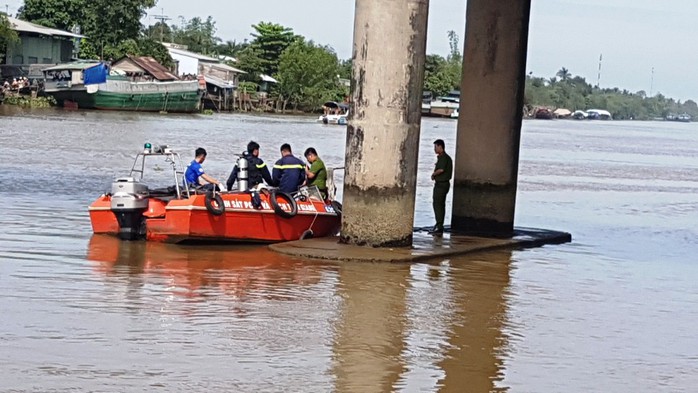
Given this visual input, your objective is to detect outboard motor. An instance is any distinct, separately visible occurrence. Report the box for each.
[110,177,149,240]
[237,155,249,192]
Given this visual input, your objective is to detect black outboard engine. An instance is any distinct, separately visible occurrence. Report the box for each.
[110,177,149,240]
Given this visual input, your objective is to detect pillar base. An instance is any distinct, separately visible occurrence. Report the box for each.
[451,181,517,237]
[450,216,513,238]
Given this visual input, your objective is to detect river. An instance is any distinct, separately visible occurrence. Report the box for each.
[1,106,697,392]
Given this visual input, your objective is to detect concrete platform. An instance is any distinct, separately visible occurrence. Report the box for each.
[269,228,572,262]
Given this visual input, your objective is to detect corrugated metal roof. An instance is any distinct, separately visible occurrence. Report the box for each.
[115,55,178,81]
[205,75,235,89]
[166,47,219,62]
[9,17,84,38]
[260,74,278,83]
[43,62,101,71]
[209,63,246,74]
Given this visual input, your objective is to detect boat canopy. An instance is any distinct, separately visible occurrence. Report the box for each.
[587,109,612,117]
[84,63,108,85]
[323,101,349,110]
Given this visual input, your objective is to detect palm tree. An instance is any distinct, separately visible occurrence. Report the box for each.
[556,67,571,81]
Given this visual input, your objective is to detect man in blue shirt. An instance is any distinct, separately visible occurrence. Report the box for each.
[272,143,305,193]
[185,147,222,191]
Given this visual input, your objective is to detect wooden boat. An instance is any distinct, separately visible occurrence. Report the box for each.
[89,144,342,243]
[43,61,201,113]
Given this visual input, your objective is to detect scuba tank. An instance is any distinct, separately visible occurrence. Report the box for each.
[237,154,249,191]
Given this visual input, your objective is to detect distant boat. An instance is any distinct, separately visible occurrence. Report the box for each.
[318,101,349,125]
[666,113,691,122]
[43,61,201,113]
[422,91,433,115]
[534,107,553,119]
[428,90,460,118]
[572,110,588,120]
[586,109,613,120]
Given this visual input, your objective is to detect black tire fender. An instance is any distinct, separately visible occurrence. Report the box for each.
[205,192,225,216]
[270,189,297,219]
[330,200,343,220]
[300,229,314,240]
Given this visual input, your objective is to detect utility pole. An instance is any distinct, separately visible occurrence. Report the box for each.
[650,67,654,97]
[596,53,602,88]
[151,8,171,43]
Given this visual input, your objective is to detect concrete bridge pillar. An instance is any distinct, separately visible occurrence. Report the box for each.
[341,0,430,247]
[451,0,532,236]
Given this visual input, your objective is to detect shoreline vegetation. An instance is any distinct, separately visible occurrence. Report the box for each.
[2,5,696,120]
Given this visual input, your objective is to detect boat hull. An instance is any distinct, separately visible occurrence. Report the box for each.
[89,193,341,243]
[46,80,202,113]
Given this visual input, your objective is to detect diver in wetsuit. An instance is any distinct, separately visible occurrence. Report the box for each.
[226,141,273,191]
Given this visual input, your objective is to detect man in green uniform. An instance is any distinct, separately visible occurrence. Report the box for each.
[430,139,453,235]
[304,147,328,199]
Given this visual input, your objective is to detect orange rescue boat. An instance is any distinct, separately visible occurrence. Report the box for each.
[89,144,342,243]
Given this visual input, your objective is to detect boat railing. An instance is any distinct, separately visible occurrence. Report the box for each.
[326,166,344,201]
[128,144,190,199]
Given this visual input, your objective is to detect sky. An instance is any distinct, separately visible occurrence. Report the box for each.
[6,0,698,101]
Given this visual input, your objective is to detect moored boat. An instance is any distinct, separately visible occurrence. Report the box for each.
[318,101,349,124]
[43,60,202,113]
[428,92,460,118]
[89,144,342,243]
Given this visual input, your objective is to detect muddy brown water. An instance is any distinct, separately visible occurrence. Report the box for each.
[1,106,697,392]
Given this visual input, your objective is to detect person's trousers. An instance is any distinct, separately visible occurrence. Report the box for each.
[432,181,450,229]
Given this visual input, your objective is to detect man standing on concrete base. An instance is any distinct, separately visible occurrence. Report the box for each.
[430,139,453,235]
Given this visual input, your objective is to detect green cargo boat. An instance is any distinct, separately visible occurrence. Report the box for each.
[43,61,202,113]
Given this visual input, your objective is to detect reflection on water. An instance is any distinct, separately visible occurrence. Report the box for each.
[1,110,698,391]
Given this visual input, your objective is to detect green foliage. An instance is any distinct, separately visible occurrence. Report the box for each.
[136,38,174,68]
[0,13,19,52]
[88,0,155,48]
[247,22,298,76]
[525,68,698,120]
[171,16,220,55]
[423,53,460,97]
[143,21,173,42]
[422,32,462,97]
[3,95,56,108]
[17,0,84,30]
[238,81,259,93]
[20,0,157,62]
[214,39,248,58]
[77,38,98,60]
[277,40,343,111]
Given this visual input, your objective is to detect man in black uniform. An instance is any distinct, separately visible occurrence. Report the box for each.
[430,139,453,235]
[227,141,273,191]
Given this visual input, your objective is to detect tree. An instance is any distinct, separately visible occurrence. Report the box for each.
[556,67,571,81]
[17,0,84,30]
[215,39,248,58]
[20,0,156,60]
[0,13,19,58]
[82,0,156,55]
[171,16,220,54]
[143,21,173,42]
[248,22,297,76]
[276,40,342,111]
[447,30,461,63]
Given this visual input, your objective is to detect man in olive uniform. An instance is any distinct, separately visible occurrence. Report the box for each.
[430,139,453,235]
